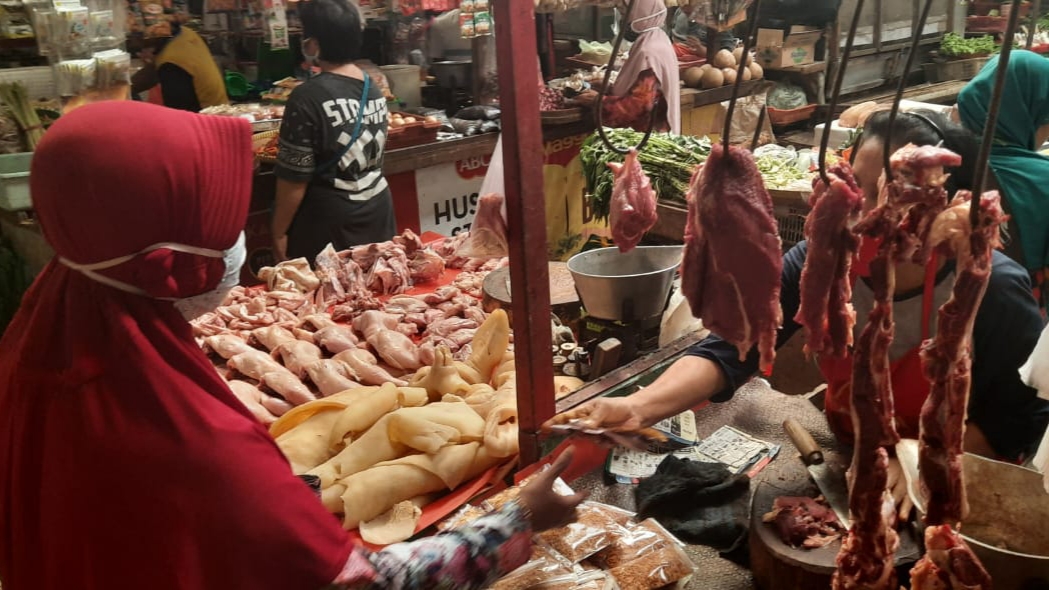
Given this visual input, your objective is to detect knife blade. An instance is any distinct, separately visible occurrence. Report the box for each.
[783,418,851,528]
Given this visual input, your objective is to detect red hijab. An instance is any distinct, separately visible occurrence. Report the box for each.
[0,102,351,590]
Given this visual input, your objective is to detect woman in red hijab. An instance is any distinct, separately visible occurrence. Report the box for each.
[0,101,582,590]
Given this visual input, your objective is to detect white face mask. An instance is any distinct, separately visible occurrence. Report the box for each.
[302,38,320,65]
[174,231,247,320]
[58,231,248,321]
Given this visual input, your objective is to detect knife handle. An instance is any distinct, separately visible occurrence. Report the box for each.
[783,419,824,465]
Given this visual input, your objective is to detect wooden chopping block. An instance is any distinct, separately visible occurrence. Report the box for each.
[481,262,580,323]
[749,481,922,590]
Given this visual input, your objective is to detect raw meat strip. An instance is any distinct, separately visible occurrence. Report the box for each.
[681,143,783,373]
[762,496,845,548]
[795,162,865,358]
[607,149,658,254]
[919,192,1005,528]
[457,194,508,259]
[910,525,992,590]
[888,145,962,264]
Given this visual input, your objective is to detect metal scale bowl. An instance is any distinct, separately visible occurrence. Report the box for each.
[567,246,683,361]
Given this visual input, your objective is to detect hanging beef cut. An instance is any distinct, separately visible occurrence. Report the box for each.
[795,162,865,358]
[833,144,962,590]
[680,143,783,373]
[911,525,993,590]
[457,193,509,260]
[607,148,659,253]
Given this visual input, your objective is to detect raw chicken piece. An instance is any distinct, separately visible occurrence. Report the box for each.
[366,249,411,295]
[462,305,487,325]
[910,525,992,590]
[273,340,324,379]
[259,371,316,406]
[452,271,486,298]
[259,395,293,418]
[305,359,362,396]
[258,257,320,294]
[226,380,280,425]
[333,349,408,386]
[681,144,783,373]
[408,248,446,283]
[384,296,430,315]
[191,312,228,338]
[303,314,360,355]
[392,229,424,254]
[251,326,297,351]
[795,162,865,358]
[421,286,460,305]
[607,149,658,254]
[424,317,479,339]
[403,313,428,329]
[457,194,508,259]
[227,349,287,380]
[203,334,254,359]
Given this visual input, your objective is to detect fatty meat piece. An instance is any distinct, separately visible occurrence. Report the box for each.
[681,143,783,373]
[607,148,658,253]
[457,193,509,259]
[763,496,844,549]
[795,162,864,358]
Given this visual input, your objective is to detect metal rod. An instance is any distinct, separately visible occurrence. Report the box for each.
[494,0,554,467]
[751,101,766,148]
[883,0,935,179]
[818,0,866,184]
[972,0,1025,227]
[722,0,763,151]
[594,0,659,154]
[1027,0,1042,49]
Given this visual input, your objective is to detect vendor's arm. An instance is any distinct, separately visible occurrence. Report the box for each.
[546,242,806,431]
[157,63,202,112]
[273,92,319,262]
[968,252,1049,461]
[600,70,662,129]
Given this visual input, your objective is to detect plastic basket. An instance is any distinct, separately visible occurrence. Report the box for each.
[386,112,442,150]
[767,104,817,126]
[774,204,809,251]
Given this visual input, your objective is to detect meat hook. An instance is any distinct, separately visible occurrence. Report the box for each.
[721,0,763,152]
[1026,0,1041,50]
[751,101,766,149]
[883,0,936,181]
[818,0,867,185]
[594,0,659,155]
[972,0,1025,227]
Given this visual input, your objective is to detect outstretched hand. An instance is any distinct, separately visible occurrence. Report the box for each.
[518,446,589,532]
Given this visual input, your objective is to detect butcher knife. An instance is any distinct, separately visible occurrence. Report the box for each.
[783,418,851,528]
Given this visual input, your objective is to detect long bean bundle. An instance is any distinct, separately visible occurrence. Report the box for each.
[0,82,44,150]
[581,129,711,221]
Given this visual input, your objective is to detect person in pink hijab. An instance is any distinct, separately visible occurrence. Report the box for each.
[581,0,681,134]
[0,101,583,590]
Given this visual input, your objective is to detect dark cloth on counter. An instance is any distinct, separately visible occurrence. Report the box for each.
[684,240,1049,462]
[635,456,751,553]
[275,72,396,262]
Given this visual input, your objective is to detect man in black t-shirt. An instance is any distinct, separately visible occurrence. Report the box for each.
[272,0,396,264]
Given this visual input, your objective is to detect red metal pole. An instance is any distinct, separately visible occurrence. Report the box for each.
[494,0,554,466]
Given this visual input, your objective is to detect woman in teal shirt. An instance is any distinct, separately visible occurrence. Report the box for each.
[957,50,1049,313]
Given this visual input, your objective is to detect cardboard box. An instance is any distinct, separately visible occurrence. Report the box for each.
[756,26,822,69]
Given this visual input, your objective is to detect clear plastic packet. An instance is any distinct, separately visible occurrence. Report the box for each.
[585,502,635,527]
[489,542,574,590]
[606,522,696,590]
[436,502,488,531]
[533,571,617,590]
[536,502,618,563]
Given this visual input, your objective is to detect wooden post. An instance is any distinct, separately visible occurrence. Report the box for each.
[494,0,555,467]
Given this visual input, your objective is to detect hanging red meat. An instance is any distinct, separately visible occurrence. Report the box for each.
[833,144,963,590]
[911,525,992,590]
[795,162,865,358]
[918,192,1004,529]
[607,148,658,253]
[457,193,508,259]
[681,143,783,373]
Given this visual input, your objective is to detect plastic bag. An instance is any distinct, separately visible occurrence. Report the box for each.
[455,105,502,121]
[489,548,575,590]
[456,193,507,260]
[449,117,486,136]
[536,502,618,562]
[479,134,505,197]
[605,519,696,590]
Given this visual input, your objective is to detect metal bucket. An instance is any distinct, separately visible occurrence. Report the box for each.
[905,451,1049,589]
[567,246,682,321]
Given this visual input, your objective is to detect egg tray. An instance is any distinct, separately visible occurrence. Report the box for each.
[387,111,443,150]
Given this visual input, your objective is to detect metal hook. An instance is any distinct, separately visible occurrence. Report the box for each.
[594,0,659,155]
[722,0,763,152]
[883,0,935,180]
[1026,0,1041,50]
[751,100,766,148]
[972,0,1025,227]
[818,0,868,185]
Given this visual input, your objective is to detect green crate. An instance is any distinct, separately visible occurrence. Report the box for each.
[0,152,31,212]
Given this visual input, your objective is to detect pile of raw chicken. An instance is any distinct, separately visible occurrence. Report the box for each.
[606,129,996,587]
[191,229,509,425]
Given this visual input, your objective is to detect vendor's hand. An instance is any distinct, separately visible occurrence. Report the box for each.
[541,396,645,433]
[272,234,288,263]
[573,90,599,107]
[886,457,914,526]
[518,447,588,532]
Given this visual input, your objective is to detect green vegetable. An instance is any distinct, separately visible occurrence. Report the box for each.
[581,129,711,220]
[755,154,811,190]
[939,32,998,57]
